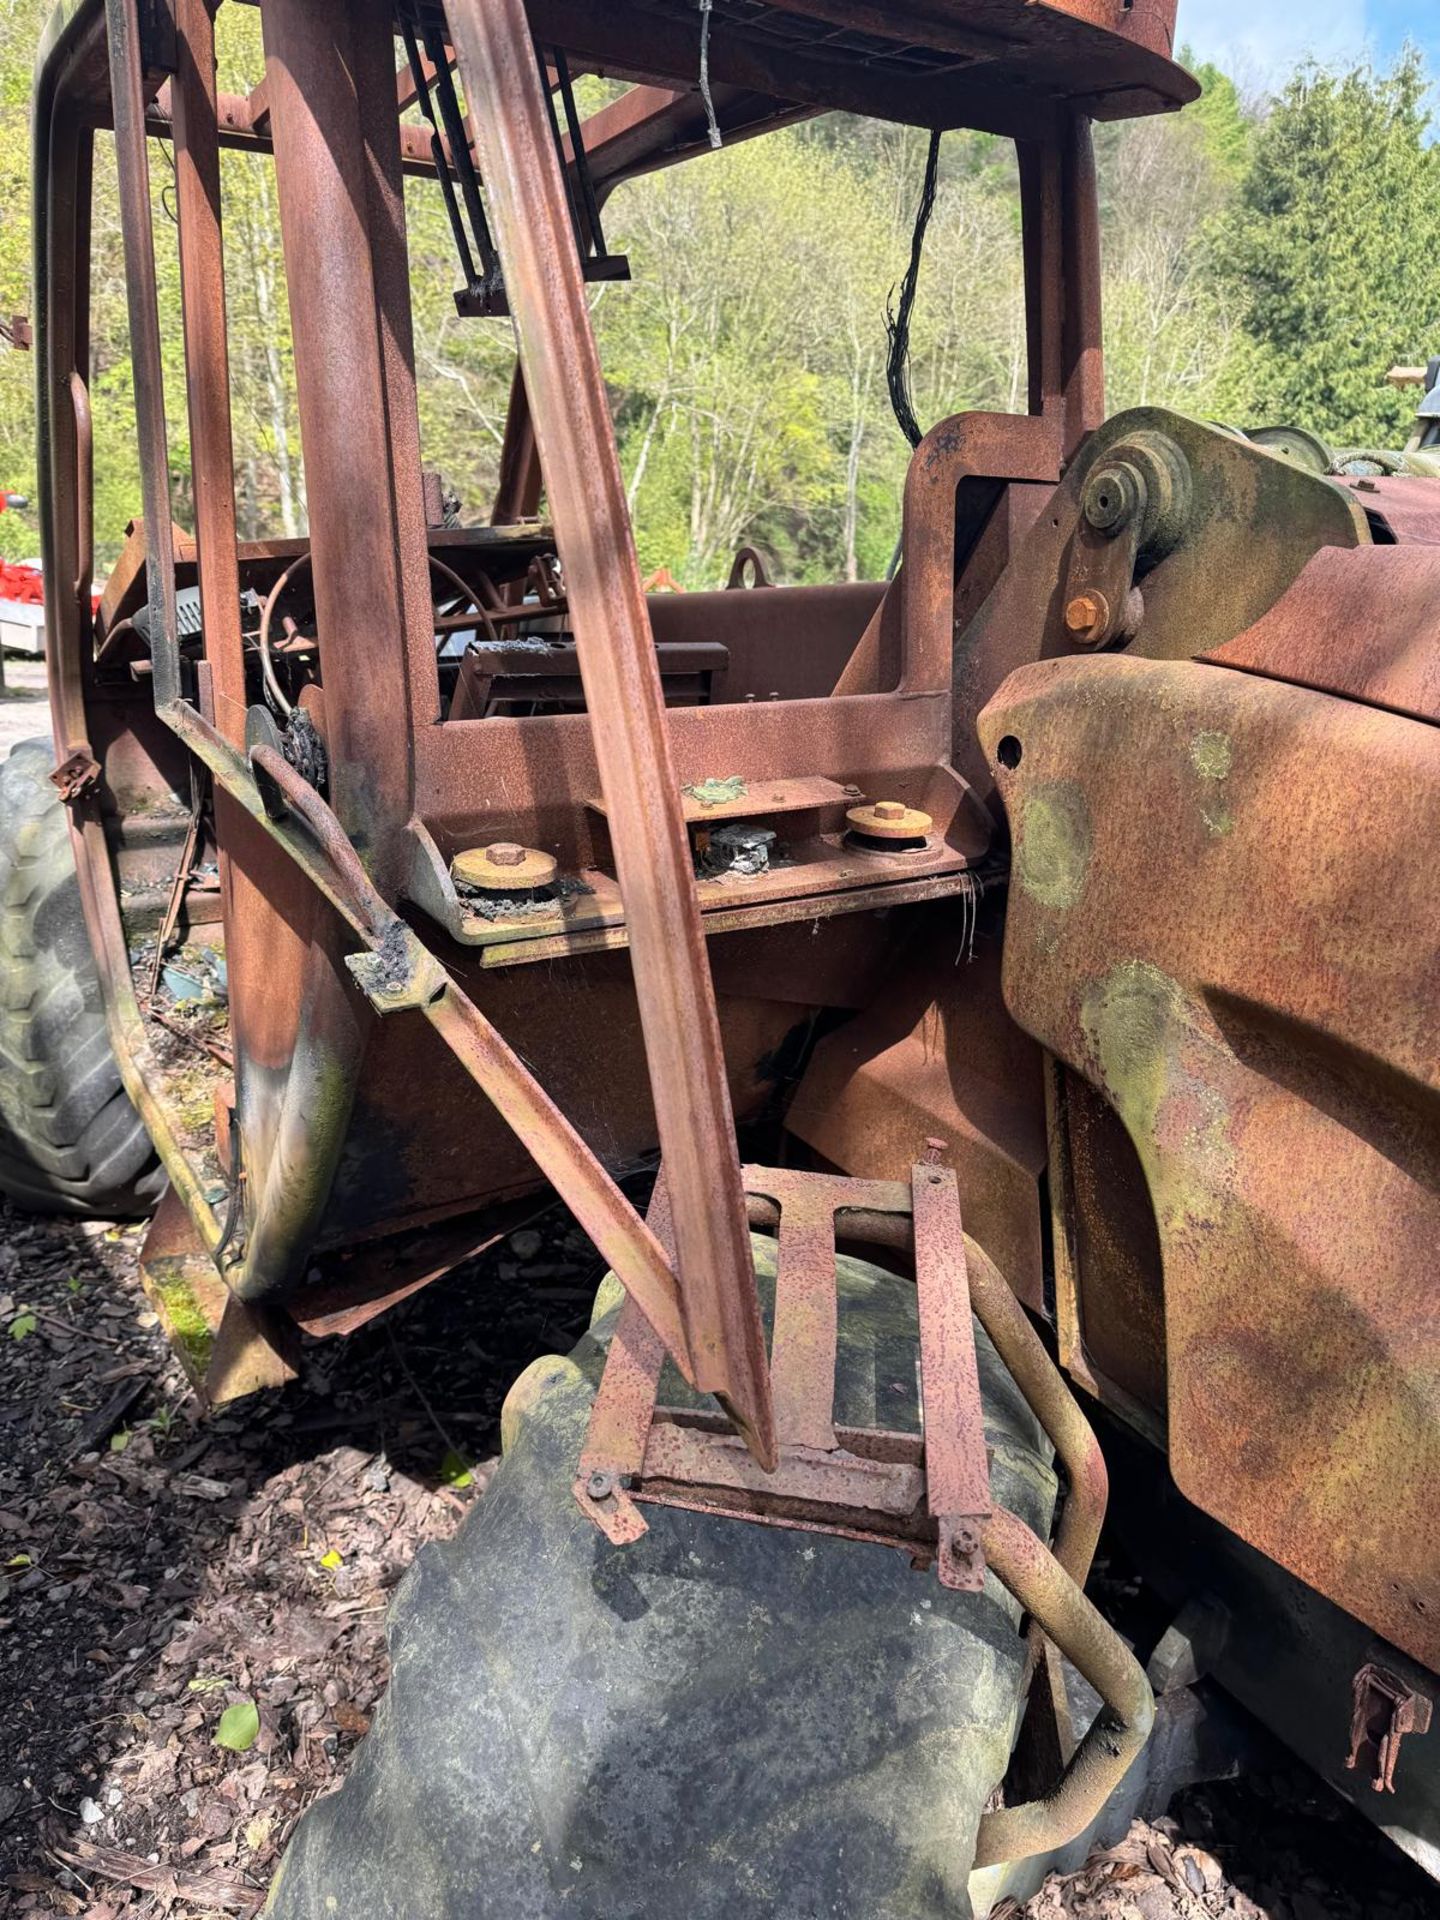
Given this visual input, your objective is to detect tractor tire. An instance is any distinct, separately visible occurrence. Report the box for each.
[265,1240,1060,1920]
[0,738,162,1217]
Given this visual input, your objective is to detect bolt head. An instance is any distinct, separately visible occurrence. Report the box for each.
[873,802,906,822]
[486,842,527,869]
[1065,591,1110,641]
[586,1470,616,1501]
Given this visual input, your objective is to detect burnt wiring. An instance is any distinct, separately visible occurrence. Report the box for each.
[698,0,723,151]
[886,128,943,450]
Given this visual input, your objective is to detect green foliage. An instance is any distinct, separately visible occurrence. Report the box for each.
[214,1698,261,1754]
[0,10,1435,587]
[1179,54,1253,184]
[1215,53,1440,447]
[438,1449,474,1490]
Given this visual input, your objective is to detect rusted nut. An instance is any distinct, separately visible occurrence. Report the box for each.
[451,842,559,892]
[586,1470,617,1502]
[1064,591,1111,645]
[845,801,934,843]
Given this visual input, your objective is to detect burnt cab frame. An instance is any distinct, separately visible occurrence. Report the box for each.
[33,0,1192,1427]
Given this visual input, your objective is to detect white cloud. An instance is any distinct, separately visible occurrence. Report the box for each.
[1175,0,1371,87]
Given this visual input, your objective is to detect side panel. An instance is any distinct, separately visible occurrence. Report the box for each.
[980,651,1440,1675]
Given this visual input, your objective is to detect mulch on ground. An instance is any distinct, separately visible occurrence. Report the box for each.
[0,1195,599,1917]
[1007,1769,1440,1920]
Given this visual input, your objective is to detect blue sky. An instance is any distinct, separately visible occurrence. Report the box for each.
[1176,0,1422,86]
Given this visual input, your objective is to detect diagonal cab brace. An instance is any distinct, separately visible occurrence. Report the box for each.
[445,0,775,1468]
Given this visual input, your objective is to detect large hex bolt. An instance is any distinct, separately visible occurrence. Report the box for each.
[1064,591,1113,646]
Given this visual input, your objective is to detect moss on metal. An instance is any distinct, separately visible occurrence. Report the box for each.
[1189,729,1235,836]
[147,1258,216,1378]
[1015,781,1093,911]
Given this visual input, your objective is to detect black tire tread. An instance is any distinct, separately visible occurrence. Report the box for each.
[0,739,162,1216]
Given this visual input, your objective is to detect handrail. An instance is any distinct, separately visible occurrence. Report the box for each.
[974,1506,1153,1867]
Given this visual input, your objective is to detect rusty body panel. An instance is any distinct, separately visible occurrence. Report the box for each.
[980,651,1440,1675]
[1204,541,1440,728]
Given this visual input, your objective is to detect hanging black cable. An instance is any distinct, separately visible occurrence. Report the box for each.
[402,16,478,292]
[886,129,943,450]
[553,48,608,259]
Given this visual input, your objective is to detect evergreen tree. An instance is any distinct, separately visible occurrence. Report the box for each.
[1217,52,1440,447]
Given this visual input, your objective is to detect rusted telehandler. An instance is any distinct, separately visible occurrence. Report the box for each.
[12,0,1440,1912]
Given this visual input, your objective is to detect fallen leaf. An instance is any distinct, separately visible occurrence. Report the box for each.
[320,1548,344,1571]
[9,1311,37,1341]
[438,1448,473,1489]
[332,1700,371,1737]
[214,1699,261,1753]
[109,1428,131,1454]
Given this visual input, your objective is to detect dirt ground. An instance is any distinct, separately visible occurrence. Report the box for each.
[0,656,51,759]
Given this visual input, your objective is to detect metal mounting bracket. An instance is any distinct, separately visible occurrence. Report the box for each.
[574,1160,993,1591]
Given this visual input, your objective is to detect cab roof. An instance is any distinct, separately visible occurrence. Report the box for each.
[439,0,1199,134]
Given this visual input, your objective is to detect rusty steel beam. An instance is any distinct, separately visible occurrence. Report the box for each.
[1019,112,1103,457]
[1059,112,1104,453]
[103,0,180,706]
[171,0,320,1310]
[259,0,429,885]
[448,0,775,1468]
[492,363,542,526]
[170,0,244,741]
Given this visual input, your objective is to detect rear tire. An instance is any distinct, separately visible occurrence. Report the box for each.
[0,738,163,1217]
[265,1245,1060,1919]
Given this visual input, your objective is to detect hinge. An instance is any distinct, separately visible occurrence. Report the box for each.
[1346,1663,1433,1795]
